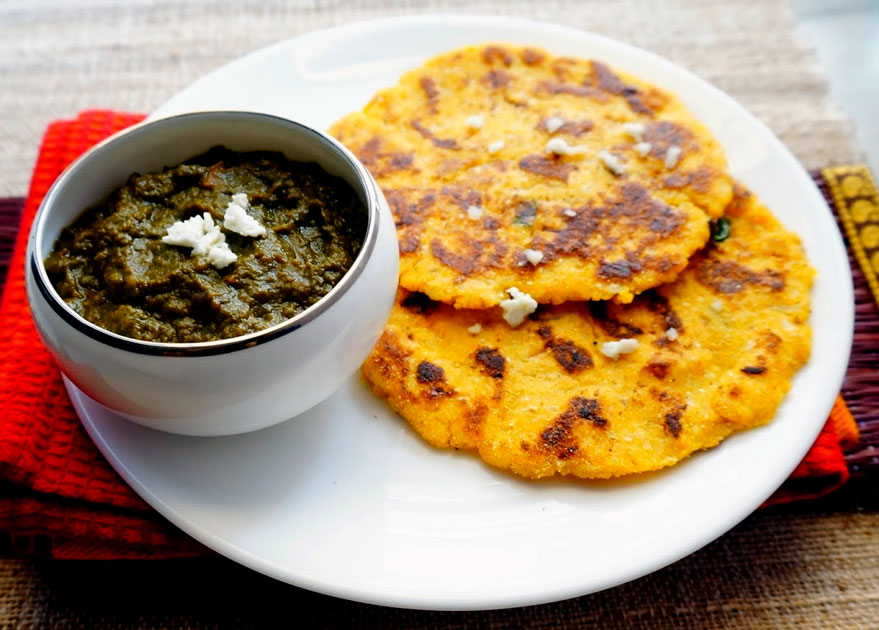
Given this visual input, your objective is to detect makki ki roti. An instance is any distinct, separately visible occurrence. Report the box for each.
[361,186,814,479]
[329,43,734,308]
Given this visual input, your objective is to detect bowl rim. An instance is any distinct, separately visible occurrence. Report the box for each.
[28,110,382,357]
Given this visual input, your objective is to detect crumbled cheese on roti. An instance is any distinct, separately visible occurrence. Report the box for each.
[545,137,587,156]
[466,114,485,130]
[467,205,484,220]
[499,287,537,327]
[665,145,682,169]
[563,208,577,218]
[544,116,565,133]
[666,327,679,341]
[711,299,724,312]
[634,142,652,157]
[523,249,544,265]
[600,338,639,359]
[622,122,646,141]
[488,140,505,153]
[223,193,266,237]
[467,323,482,334]
[598,150,626,175]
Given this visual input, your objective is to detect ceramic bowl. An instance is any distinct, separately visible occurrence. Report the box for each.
[26,111,399,436]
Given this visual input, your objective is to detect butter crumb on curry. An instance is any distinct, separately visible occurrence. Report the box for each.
[223,192,266,237]
[164,191,269,271]
[162,212,213,250]
[163,212,237,269]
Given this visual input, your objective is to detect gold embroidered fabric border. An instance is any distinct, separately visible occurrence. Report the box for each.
[823,165,879,310]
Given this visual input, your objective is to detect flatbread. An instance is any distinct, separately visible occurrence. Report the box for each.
[330,43,734,307]
[361,186,813,479]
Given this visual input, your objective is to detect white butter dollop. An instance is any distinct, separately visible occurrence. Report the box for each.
[665,145,682,169]
[545,137,587,156]
[223,193,266,237]
[523,249,544,265]
[190,213,224,257]
[467,205,484,220]
[207,241,237,269]
[621,121,646,141]
[544,116,565,133]
[499,287,537,327]
[488,140,505,153]
[162,213,211,250]
[163,212,238,269]
[600,338,639,359]
[466,114,485,130]
[163,192,267,270]
[598,150,626,176]
[634,142,653,157]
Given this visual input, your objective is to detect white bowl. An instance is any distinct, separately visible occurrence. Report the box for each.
[25,111,399,436]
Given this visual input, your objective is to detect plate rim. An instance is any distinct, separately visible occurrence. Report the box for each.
[83,13,854,611]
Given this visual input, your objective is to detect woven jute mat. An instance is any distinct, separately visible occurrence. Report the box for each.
[0,0,862,196]
[1,0,877,627]
[1,510,877,628]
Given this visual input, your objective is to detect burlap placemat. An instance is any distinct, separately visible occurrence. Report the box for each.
[1,510,877,628]
[0,0,861,196]
[1,0,876,627]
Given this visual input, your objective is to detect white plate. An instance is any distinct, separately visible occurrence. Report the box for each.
[76,15,853,610]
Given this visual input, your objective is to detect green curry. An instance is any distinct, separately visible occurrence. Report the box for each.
[45,147,366,343]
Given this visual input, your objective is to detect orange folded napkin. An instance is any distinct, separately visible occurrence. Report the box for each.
[0,111,863,558]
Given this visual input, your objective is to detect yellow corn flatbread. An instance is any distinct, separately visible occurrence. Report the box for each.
[330,43,734,307]
[361,187,813,479]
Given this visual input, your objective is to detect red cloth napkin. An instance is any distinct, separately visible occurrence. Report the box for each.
[0,111,860,559]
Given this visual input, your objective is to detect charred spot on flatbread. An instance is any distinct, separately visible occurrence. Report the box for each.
[540,397,608,460]
[695,259,785,294]
[518,154,575,181]
[415,360,455,398]
[475,347,506,379]
[664,409,684,438]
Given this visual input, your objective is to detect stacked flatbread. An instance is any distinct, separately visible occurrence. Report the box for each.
[330,44,814,479]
